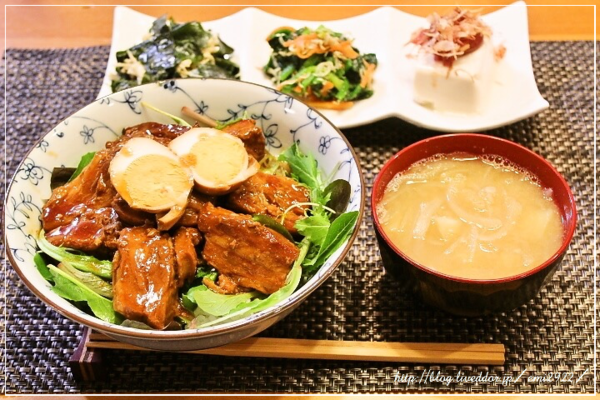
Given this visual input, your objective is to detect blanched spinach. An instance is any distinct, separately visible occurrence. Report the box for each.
[264,25,377,103]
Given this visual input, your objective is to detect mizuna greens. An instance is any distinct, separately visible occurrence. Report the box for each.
[264,25,378,109]
[111,15,240,92]
[37,129,358,330]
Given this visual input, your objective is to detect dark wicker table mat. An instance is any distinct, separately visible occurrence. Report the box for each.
[2,42,596,394]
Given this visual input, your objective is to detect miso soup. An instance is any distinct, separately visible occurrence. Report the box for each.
[376,153,564,280]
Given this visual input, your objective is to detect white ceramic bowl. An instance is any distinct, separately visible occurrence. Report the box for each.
[5,78,365,351]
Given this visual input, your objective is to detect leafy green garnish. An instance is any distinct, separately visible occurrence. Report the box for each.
[279,143,327,205]
[50,168,76,190]
[303,211,358,271]
[214,111,249,130]
[58,261,113,299]
[50,152,97,190]
[68,152,96,182]
[188,285,259,317]
[278,144,358,273]
[259,151,291,177]
[252,214,294,242]
[121,320,153,330]
[295,214,330,246]
[34,253,53,281]
[47,264,122,324]
[324,179,351,219]
[195,265,217,281]
[37,231,112,279]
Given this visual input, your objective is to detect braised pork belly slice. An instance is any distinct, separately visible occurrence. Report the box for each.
[43,150,114,231]
[197,204,299,295]
[42,122,193,252]
[112,227,180,330]
[111,195,154,226]
[42,150,121,253]
[45,207,121,252]
[221,119,266,161]
[173,227,201,286]
[176,192,217,227]
[225,171,310,235]
[120,122,190,145]
[104,122,191,160]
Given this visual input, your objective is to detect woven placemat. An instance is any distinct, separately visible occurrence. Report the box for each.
[2,42,596,394]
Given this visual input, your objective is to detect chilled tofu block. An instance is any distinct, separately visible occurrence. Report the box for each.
[413,38,495,114]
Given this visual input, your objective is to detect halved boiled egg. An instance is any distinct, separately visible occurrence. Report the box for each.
[168,127,259,195]
[109,137,193,213]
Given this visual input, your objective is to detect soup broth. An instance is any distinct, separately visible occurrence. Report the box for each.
[376,154,564,280]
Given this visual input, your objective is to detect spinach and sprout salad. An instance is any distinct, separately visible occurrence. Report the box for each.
[264,25,378,110]
[111,15,240,92]
[35,107,358,330]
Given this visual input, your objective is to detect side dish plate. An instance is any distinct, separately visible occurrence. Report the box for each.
[99,3,548,131]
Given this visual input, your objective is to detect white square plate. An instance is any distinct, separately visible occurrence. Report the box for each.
[99,3,548,131]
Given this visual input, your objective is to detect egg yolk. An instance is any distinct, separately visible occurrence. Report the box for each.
[188,136,248,185]
[118,154,192,211]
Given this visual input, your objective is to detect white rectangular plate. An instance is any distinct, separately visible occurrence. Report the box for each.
[99,3,548,131]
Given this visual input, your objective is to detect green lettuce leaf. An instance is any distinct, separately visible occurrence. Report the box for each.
[295,214,330,247]
[68,152,96,182]
[58,262,113,298]
[37,231,112,279]
[47,264,122,324]
[188,285,259,317]
[34,253,53,281]
[303,211,358,270]
[278,143,326,203]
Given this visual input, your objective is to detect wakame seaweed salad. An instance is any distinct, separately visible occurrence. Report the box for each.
[111,15,240,92]
[264,25,378,109]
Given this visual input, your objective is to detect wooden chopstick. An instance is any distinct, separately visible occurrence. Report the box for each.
[87,332,505,365]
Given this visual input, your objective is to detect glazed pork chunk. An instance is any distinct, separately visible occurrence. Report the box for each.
[220,119,266,161]
[42,150,121,253]
[225,171,310,235]
[41,122,193,253]
[112,226,199,329]
[197,204,299,295]
[116,122,191,146]
[173,226,202,286]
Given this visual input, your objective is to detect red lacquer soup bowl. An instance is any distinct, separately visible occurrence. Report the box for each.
[371,134,577,316]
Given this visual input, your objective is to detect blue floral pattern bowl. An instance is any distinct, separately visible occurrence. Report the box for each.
[5,78,365,351]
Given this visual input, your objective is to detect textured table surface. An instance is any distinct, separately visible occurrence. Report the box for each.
[2,42,597,394]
